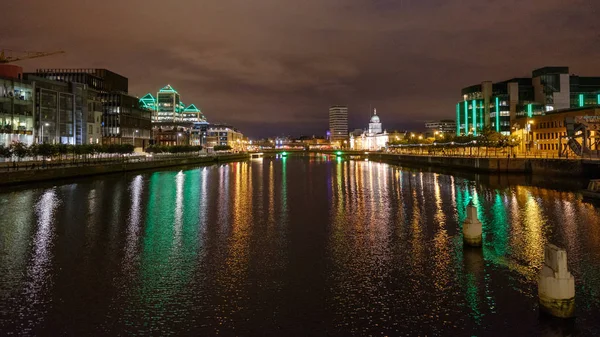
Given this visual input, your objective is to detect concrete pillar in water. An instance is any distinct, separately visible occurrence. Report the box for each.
[462,201,482,247]
[538,244,575,318]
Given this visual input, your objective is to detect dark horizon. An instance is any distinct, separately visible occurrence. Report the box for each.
[2,0,599,138]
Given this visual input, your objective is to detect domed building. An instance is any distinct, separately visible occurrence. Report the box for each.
[350,109,389,151]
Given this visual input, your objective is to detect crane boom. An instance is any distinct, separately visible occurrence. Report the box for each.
[0,49,65,64]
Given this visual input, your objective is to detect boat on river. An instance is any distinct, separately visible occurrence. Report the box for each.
[581,179,600,199]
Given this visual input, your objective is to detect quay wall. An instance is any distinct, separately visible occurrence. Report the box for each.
[366,153,599,177]
[2,154,249,186]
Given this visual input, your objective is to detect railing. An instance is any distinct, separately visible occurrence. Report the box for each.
[383,148,600,160]
[0,152,216,172]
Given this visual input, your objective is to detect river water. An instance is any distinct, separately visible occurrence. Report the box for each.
[1,155,599,336]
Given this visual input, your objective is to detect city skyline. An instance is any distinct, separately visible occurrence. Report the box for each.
[2,1,599,137]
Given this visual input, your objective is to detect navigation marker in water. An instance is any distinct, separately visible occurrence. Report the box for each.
[538,244,576,318]
[462,201,482,247]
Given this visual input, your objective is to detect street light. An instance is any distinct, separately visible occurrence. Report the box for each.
[40,122,49,143]
[527,120,534,152]
[177,132,182,145]
[133,129,138,147]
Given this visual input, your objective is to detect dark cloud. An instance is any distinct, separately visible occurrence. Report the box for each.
[1,0,599,137]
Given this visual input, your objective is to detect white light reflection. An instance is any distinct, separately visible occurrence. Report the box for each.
[124,175,143,268]
[26,189,60,310]
[174,171,185,247]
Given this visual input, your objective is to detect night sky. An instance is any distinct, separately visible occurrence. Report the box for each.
[2,0,599,138]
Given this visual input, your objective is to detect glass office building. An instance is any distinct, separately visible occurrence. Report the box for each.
[456,67,600,136]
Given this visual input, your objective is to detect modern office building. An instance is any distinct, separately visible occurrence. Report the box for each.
[457,67,600,136]
[141,85,207,146]
[0,73,35,146]
[32,68,151,146]
[24,74,82,145]
[425,119,456,135]
[206,123,244,150]
[86,90,103,144]
[34,68,129,93]
[102,92,152,147]
[329,105,348,145]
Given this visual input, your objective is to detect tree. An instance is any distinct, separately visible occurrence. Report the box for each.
[56,143,69,162]
[119,144,134,155]
[0,144,12,160]
[478,126,502,156]
[37,143,55,163]
[10,141,29,161]
[214,145,232,152]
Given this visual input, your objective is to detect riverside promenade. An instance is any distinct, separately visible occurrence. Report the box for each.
[0,153,249,186]
[304,150,600,177]
[372,153,600,177]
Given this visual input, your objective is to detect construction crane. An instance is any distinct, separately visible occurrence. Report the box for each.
[0,49,65,64]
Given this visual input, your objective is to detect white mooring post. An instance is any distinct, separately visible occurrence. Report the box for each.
[462,201,482,247]
[538,244,575,318]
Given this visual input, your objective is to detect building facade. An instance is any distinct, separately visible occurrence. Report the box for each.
[329,105,348,145]
[206,123,244,150]
[350,109,389,151]
[32,68,151,146]
[25,75,83,145]
[425,119,456,135]
[0,75,35,146]
[457,67,600,136]
[101,92,152,147]
[512,106,600,157]
[142,85,207,147]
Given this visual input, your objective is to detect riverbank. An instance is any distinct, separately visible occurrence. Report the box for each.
[1,153,249,186]
[367,153,600,177]
[302,150,600,177]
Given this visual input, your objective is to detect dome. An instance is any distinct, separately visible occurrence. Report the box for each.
[370,114,380,123]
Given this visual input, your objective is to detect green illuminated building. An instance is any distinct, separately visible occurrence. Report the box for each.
[142,85,207,146]
[141,85,206,124]
[456,67,600,136]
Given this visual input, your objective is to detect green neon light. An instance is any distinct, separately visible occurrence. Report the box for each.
[140,93,157,111]
[472,100,477,136]
[579,94,584,107]
[336,151,342,156]
[479,101,483,131]
[597,94,600,105]
[183,104,202,112]
[140,93,156,101]
[456,103,460,135]
[495,97,500,132]
[281,152,288,156]
[464,101,468,135]
[527,104,532,118]
[159,85,179,94]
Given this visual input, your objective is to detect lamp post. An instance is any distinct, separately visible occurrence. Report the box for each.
[133,129,138,147]
[527,120,534,153]
[177,132,182,145]
[40,122,49,143]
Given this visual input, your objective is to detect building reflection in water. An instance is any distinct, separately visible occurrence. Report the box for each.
[1,157,600,335]
[23,189,60,329]
[124,175,143,271]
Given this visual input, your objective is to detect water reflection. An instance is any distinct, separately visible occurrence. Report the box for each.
[0,157,599,336]
[23,189,60,331]
[124,175,143,269]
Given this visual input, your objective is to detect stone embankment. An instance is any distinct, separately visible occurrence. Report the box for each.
[1,153,249,186]
[367,153,600,177]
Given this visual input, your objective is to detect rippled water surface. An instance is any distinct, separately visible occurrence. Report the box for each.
[1,156,600,336]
